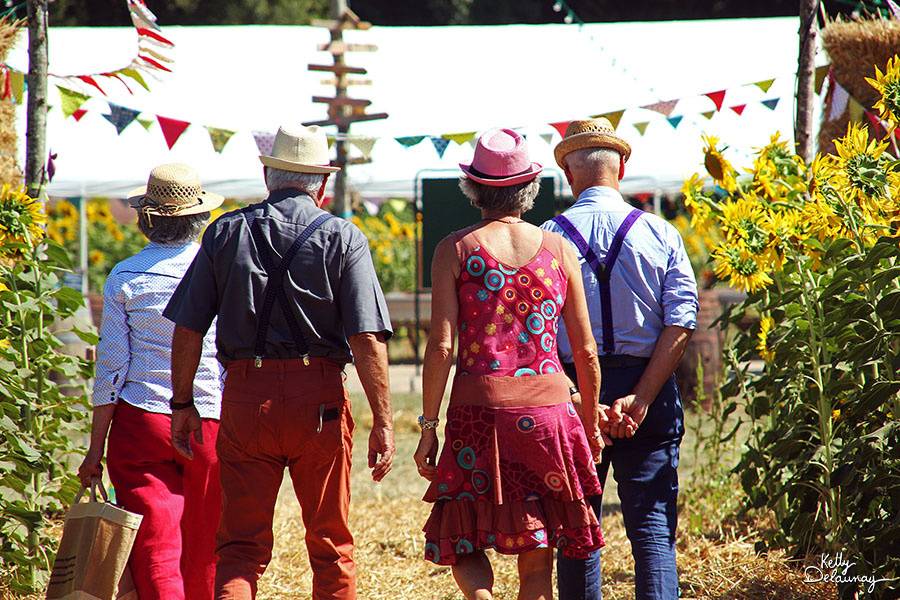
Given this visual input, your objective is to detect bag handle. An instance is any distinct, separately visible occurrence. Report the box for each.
[73,478,110,504]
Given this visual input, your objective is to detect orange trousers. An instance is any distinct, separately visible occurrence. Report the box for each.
[215,358,355,600]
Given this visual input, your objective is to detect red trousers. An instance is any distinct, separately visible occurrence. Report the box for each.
[106,401,221,600]
[215,358,355,600]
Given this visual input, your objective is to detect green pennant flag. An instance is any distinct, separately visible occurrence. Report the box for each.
[701,110,715,120]
[753,79,775,93]
[633,121,649,136]
[395,135,426,148]
[9,71,24,104]
[815,65,830,94]
[442,131,476,145]
[591,109,625,129]
[206,126,235,153]
[848,97,864,123]
[117,68,150,92]
[539,133,554,145]
[137,117,154,131]
[327,135,336,149]
[57,86,91,119]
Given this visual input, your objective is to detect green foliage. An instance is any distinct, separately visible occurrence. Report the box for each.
[352,200,417,293]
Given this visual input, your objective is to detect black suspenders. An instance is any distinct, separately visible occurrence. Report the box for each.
[247,213,334,367]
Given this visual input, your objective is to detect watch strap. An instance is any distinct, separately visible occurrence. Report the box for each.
[170,399,195,411]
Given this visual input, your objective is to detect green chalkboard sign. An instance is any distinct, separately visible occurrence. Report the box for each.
[418,177,559,288]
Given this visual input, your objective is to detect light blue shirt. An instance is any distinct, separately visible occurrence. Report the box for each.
[542,186,698,361]
[92,242,223,419]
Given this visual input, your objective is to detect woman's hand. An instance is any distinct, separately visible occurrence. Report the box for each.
[413,429,439,481]
[77,447,104,488]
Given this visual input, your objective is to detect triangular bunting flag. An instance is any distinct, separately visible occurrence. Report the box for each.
[704,90,726,111]
[761,98,780,111]
[549,121,570,138]
[157,115,191,149]
[592,110,625,129]
[667,115,684,129]
[349,136,377,158]
[77,75,106,96]
[327,135,335,149]
[888,0,900,19]
[72,108,87,122]
[395,135,426,148]
[539,133,555,145]
[102,103,140,134]
[815,65,830,94]
[430,136,450,158]
[633,121,649,136]
[730,104,747,116]
[753,79,775,93]
[9,71,24,104]
[58,86,91,119]
[137,117,153,131]
[116,68,150,92]
[865,111,886,137]
[253,131,276,155]
[206,127,235,153]
[848,98,864,123]
[701,110,716,120]
[641,100,678,117]
[442,131,476,145]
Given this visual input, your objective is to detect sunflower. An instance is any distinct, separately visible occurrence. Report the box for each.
[712,244,773,292]
[0,339,10,350]
[682,173,714,231]
[717,193,771,255]
[865,55,900,132]
[831,122,891,211]
[0,184,46,252]
[800,195,853,242]
[89,249,106,265]
[702,134,738,193]
[764,209,806,268]
[751,132,802,200]
[807,153,835,199]
[756,315,775,363]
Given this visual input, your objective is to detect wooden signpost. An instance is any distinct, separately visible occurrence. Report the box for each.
[304,2,387,218]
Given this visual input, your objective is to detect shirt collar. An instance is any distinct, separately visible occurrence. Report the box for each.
[146,241,196,252]
[266,188,316,205]
[573,185,628,209]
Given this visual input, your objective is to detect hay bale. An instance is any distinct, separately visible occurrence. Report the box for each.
[819,17,900,154]
[0,18,22,186]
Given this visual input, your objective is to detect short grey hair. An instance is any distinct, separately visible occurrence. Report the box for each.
[264,167,326,195]
[137,211,210,245]
[564,147,621,176]
[459,177,541,214]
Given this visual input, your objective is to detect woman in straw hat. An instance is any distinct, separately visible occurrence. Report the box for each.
[413,128,611,599]
[77,163,225,600]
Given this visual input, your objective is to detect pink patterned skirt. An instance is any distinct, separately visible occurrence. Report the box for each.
[422,373,604,565]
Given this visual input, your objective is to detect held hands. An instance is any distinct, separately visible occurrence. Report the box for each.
[604,394,647,439]
[369,423,396,482]
[413,429,439,481]
[77,447,104,488]
[171,405,203,460]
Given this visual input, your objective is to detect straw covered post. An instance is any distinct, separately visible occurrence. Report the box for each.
[0,18,22,186]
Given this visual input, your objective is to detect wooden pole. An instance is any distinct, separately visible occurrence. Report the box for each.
[795,0,818,163]
[331,0,350,218]
[24,0,48,199]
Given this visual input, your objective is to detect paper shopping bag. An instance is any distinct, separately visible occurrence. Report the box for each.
[46,481,142,600]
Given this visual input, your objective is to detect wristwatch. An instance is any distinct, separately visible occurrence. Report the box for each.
[569,386,579,397]
[169,398,195,411]
[418,415,440,431]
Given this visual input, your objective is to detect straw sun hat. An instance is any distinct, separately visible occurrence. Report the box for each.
[554,118,632,168]
[259,125,341,174]
[127,163,224,220]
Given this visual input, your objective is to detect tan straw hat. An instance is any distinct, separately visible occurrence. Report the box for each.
[127,163,225,218]
[554,118,632,168]
[259,125,340,174]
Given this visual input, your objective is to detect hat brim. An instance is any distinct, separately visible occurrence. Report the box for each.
[127,187,226,216]
[259,155,340,174]
[459,162,543,187]
[554,132,632,168]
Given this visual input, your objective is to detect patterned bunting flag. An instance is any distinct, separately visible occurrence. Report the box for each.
[753,79,775,93]
[539,133,555,145]
[395,135,426,148]
[253,131,276,155]
[667,115,683,129]
[591,110,625,129]
[815,65,830,94]
[72,109,88,122]
[828,81,850,120]
[430,136,450,158]
[157,115,191,149]
[761,98,780,111]
[349,136,377,158]
[58,86,91,119]
[641,100,678,117]
[549,121,570,138]
[633,121,649,136]
[704,90,726,111]
[442,131,476,145]
[206,127,235,153]
[103,103,141,134]
[137,117,153,131]
[730,104,747,116]
[701,110,716,120]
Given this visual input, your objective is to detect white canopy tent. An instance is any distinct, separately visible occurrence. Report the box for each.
[8,17,823,200]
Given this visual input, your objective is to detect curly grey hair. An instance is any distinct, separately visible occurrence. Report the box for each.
[458,177,541,214]
[264,167,326,196]
[137,211,211,245]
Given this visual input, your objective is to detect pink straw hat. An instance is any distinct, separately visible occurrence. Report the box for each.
[459,128,543,187]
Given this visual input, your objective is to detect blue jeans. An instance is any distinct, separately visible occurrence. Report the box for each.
[557,363,684,600]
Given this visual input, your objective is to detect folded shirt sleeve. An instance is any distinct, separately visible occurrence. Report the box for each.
[662,227,699,330]
[92,273,130,407]
[163,228,219,335]
[339,229,393,340]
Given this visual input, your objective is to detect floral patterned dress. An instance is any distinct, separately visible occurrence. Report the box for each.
[422,228,604,566]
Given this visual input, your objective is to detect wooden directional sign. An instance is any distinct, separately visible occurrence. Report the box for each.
[318,41,377,54]
[308,63,367,75]
[303,112,389,129]
[313,96,372,107]
[312,9,372,31]
[319,78,372,86]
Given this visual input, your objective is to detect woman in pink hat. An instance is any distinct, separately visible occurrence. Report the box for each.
[414,128,609,599]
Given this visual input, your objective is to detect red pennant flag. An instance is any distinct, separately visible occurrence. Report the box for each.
[157,115,190,149]
[138,55,173,73]
[865,111,885,138]
[136,27,175,47]
[549,121,570,138]
[72,108,87,121]
[730,104,747,116]
[705,90,727,111]
[77,75,107,96]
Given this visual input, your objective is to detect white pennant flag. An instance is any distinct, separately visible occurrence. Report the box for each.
[828,81,850,121]
[349,136,377,159]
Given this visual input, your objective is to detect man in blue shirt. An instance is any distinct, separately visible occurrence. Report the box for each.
[543,118,698,600]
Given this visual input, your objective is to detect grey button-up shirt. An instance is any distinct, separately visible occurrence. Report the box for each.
[163,189,392,364]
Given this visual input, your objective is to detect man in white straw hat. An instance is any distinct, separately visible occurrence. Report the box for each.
[543,119,698,600]
[79,163,225,600]
[163,125,395,600]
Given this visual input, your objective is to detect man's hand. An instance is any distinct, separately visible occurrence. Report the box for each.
[171,405,203,460]
[77,447,104,488]
[413,429,439,481]
[608,394,649,439]
[368,423,395,482]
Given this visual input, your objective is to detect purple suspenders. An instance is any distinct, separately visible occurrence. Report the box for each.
[552,209,644,354]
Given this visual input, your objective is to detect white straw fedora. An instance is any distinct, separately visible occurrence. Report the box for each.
[259,125,341,174]
[127,163,224,218]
